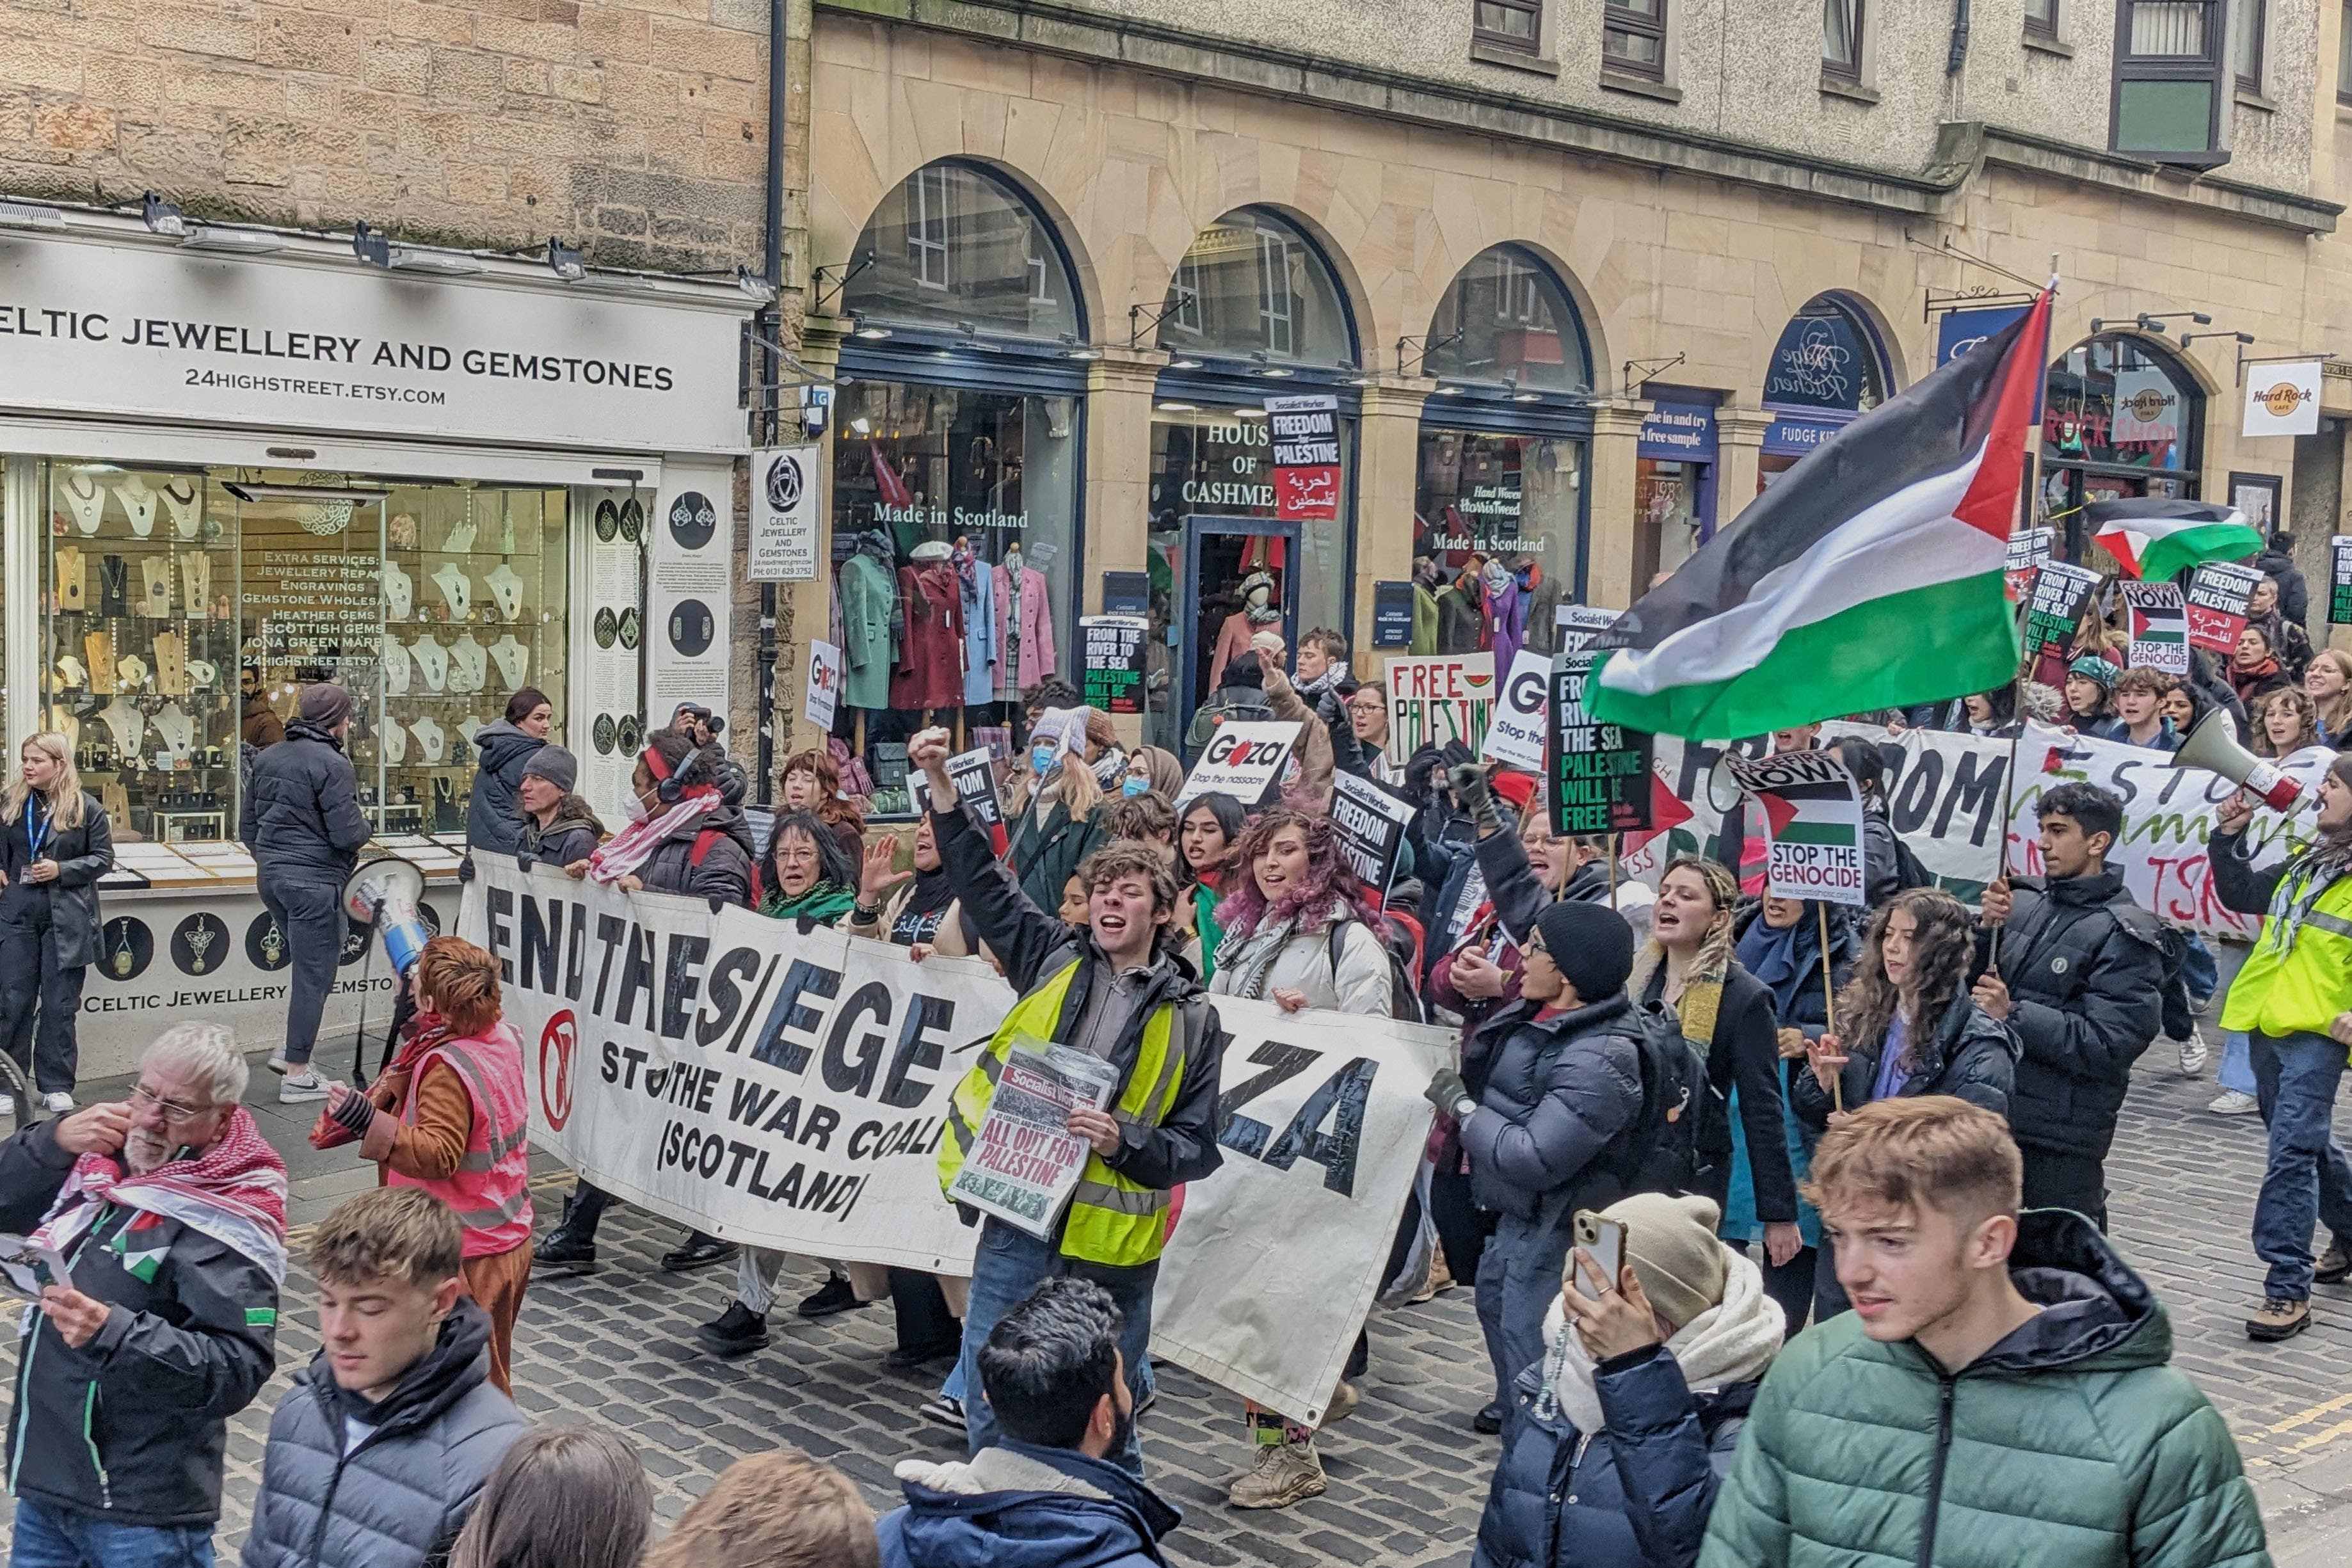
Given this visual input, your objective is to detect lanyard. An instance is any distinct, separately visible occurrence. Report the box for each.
[23,797,48,863]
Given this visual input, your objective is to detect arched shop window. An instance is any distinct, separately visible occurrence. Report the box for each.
[1414,246,1595,657]
[2040,333,2205,559]
[830,161,1089,815]
[1757,292,1894,492]
[1148,210,1359,756]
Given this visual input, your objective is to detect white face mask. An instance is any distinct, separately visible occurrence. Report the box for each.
[621,792,652,824]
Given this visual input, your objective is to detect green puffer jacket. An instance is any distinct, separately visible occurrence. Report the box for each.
[1700,1210,2270,1568]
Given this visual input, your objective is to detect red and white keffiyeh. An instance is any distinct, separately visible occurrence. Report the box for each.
[587,790,721,885]
[34,1104,291,1285]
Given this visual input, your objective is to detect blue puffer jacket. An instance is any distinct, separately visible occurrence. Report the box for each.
[1458,994,1644,1222]
[1474,1345,1757,1568]
[876,1440,1180,1568]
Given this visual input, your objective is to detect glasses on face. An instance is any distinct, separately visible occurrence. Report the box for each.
[130,1084,211,1123]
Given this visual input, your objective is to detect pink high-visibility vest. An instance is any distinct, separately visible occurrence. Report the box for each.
[393,1023,534,1257]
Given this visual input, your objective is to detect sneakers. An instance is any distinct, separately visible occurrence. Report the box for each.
[1228,1437,1327,1510]
[2172,1032,2209,1076]
[279,1071,329,1104]
[532,1227,597,1274]
[0,1096,14,1119]
[265,1053,293,1076]
[919,1395,966,1432]
[2246,1297,2311,1341]
[694,1302,771,1358]
[797,1274,871,1318]
[1321,1380,1361,1427]
[1472,1400,1506,1435]
[660,1235,738,1273]
[882,1338,963,1370]
[2208,1089,2260,1116]
[2317,1243,2351,1286]
[40,1092,72,1114]
[1409,1246,1455,1304]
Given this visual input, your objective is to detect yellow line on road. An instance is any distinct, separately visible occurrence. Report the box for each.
[2268,1391,2352,1435]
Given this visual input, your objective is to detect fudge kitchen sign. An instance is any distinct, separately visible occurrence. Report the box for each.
[0,234,748,452]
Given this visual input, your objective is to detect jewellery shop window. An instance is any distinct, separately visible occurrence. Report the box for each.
[831,379,1079,815]
[1413,430,1584,656]
[40,461,569,843]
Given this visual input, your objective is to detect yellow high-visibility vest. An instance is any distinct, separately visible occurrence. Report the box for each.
[938,960,1192,1267]
[2221,865,2352,1043]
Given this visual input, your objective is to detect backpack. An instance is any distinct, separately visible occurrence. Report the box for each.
[1327,918,1427,1025]
[1888,832,1933,893]
[1185,687,1277,760]
[1603,998,1727,1198]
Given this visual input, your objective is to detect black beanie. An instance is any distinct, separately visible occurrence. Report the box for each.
[1224,651,1263,691]
[1533,901,1636,1003]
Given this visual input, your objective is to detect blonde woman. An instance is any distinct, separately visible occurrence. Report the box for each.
[2305,649,2352,746]
[1004,707,1107,914]
[0,733,113,1113]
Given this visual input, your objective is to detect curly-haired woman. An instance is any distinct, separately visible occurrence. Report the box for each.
[1791,887,2019,1320]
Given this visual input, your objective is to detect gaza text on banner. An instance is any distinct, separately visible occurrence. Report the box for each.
[456,860,1447,1425]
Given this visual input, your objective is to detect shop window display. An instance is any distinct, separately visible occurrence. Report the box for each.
[1412,430,1585,656]
[831,380,1078,814]
[39,462,568,843]
[2039,333,2205,559]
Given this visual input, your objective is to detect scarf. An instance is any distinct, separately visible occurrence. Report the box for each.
[1297,660,1351,704]
[1092,747,1128,789]
[588,788,721,883]
[1736,907,1839,1018]
[1628,943,1724,1054]
[2264,831,2352,957]
[1215,899,1347,1001]
[1532,1243,1782,1429]
[890,862,959,944]
[36,1104,290,1286]
[310,1011,460,1151]
[762,881,859,924]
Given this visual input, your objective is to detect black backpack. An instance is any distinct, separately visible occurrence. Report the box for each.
[1326,918,1427,1025]
[1604,998,1726,1197]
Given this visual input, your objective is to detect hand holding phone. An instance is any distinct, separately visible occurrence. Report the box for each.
[1572,1210,1626,1292]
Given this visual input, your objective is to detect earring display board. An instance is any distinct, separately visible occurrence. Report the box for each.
[579,485,646,824]
[643,465,733,726]
[42,464,237,844]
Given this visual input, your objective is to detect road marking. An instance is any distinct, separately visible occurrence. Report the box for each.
[2269,1391,2352,1434]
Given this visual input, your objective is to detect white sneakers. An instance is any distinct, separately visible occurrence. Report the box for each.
[41,1093,72,1115]
[2174,1031,2210,1076]
[280,1071,329,1104]
[2209,1089,2260,1116]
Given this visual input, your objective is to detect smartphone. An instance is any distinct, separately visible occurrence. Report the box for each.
[1572,1210,1626,1294]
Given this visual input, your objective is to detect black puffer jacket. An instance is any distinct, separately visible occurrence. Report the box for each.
[464,719,541,856]
[0,1119,278,1528]
[241,719,372,881]
[2256,544,2310,628]
[633,803,756,906]
[1978,872,2166,1159]
[1791,991,2019,1127]
[243,1299,527,1568]
[0,790,115,970]
[1460,995,1644,1221]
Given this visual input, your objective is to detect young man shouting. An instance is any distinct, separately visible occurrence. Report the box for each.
[1700,1096,2267,1568]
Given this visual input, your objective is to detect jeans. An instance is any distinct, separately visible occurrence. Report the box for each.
[2022,1147,2109,1232]
[2248,1030,2352,1299]
[2180,933,2219,1006]
[257,870,343,1069]
[956,1219,1151,1473]
[2220,1032,2258,1095]
[11,1499,213,1568]
[0,910,84,1094]
[1475,1208,1574,1412]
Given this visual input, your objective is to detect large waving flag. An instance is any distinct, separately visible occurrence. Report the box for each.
[1588,291,2052,739]
[2088,497,2264,581]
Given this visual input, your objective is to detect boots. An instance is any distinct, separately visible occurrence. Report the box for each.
[1228,1436,1326,1509]
[532,1194,597,1274]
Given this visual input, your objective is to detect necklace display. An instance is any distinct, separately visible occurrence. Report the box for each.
[99,696,145,760]
[163,479,201,540]
[431,563,472,620]
[152,702,196,762]
[485,564,525,621]
[383,559,413,620]
[63,472,105,535]
[381,717,408,764]
[99,554,129,617]
[450,632,487,694]
[180,553,210,615]
[382,635,413,696]
[412,634,449,692]
[410,716,446,765]
[114,476,158,538]
[56,547,84,611]
[490,635,529,689]
[141,556,172,616]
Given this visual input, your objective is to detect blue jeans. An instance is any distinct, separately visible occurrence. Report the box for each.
[1475,1208,1576,1413]
[955,1219,1151,1473]
[2248,1031,2352,1299]
[2180,933,2219,1007]
[2220,1031,2257,1095]
[11,1499,213,1568]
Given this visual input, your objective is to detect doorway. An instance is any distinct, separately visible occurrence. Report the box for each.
[1172,516,1300,731]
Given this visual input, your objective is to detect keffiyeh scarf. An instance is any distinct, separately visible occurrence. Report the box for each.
[587,789,721,884]
[35,1104,290,1286]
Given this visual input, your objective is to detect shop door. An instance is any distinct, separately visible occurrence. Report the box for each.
[1180,516,1301,728]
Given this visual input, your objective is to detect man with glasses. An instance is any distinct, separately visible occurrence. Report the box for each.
[0,1022,287,1568]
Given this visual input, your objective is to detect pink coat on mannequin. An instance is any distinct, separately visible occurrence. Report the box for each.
[994,564,1057,693]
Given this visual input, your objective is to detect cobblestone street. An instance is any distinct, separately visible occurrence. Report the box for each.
[4,1043,2349,1565]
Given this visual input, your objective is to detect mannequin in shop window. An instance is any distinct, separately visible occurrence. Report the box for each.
[1481,557,1528,672]
[1412,556,1442,655]
[839,529,902,713]
[1206,570,1283,695]
[994,544,1057,701]
[1435,558,1489,654]
[893,541,966,714]
[955,536,999,709]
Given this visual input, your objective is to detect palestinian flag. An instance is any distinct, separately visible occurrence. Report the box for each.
[2088,498,2264,581]
[1588,292,2052,738]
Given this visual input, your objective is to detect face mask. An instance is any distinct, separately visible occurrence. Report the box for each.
[1122,776,1150,797]
[1032,746,1059,776]
[621,792,652,824]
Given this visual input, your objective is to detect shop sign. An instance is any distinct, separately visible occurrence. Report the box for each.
[1636,402,1717,462]
[1764,312,1871,411]
[1935,305,2029,368]
[1078,614,1149,715]
[1267,394,1341,521]
[748,445,822,581]
[1549,652,1654,836]
[2332,536,2352,626]
[2186,561,2262,652]
[2242,360,2323,438]
[644,465,736,721]
[1384,653,1496,765]
[1370,581,1414,648]
[2111,367,2182,445]
[2024,561,2102,659]
[1101,571,1151,616]
[1760,412,1848,456]
[0,235,746,452]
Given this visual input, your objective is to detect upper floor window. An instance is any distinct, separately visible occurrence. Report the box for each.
[1475,0,1542,54]
[2024,0,2058,38]
[843,161,1083,342]
[2235,0,2265,92]
[1823,0,1863,79]
[1603,0,1667,78]
[1157,209,1356,369]
[2110,0,2230,168]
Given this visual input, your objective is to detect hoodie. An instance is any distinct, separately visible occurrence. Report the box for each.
[465,719,544,856]
[876,1441,1181,1568]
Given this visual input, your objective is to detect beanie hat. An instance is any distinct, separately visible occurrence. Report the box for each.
[298,682,351,729]
[522,744,579,794]
[1491,769,1538,814]
[1599,1191,1727,1332]
[1223,651,1264,692]
[2068,655,2120,689]
[1532,901,1635,1003]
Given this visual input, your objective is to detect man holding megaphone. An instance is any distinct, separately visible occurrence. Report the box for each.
[2207,754,2352,1344]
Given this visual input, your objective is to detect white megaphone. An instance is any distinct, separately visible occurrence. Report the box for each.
[2171,709,2309,813]
[342,852,431,977]
[1706,753,1745,813]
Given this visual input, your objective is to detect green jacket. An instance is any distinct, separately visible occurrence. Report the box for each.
[1700,1212,2269,1568]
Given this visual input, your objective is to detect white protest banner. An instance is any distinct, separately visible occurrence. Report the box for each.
[458,860,1445,1425]
[2243,362,2322,438]
[2122,582,2191,675]
[1329,771,1414,894]
[1818,722,2011,890]
[1479,648,1553,772]
[1176,719,1302,808]
[2186,561,2261,653]
[803,640,842,731]
[1724,749,1867,906]
[1384,653,1496,765]
[1555,605,1619,651]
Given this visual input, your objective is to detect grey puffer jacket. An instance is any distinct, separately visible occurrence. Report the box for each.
[241,1299,527,1568]
[464,719,541,856]
[241,719,372,881]
[1459,994,1645,1222]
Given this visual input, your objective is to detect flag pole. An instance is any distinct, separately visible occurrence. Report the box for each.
[1607,833,1620,910]
[1818,901,1844,1117]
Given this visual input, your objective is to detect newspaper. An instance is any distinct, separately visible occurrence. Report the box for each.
[946,1036,1123,1239]
[0,1234,72,1300]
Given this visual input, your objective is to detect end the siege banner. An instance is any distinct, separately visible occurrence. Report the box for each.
[459,861,1448,1425]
